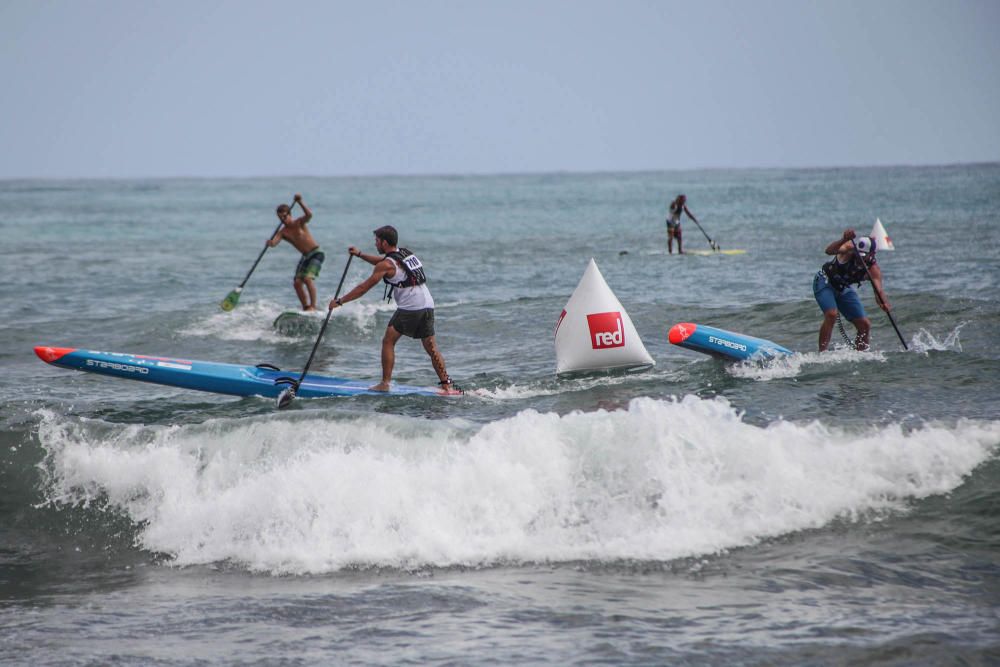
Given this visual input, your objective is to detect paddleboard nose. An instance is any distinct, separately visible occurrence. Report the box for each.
[35,346,75,363]
[668,323,697,345]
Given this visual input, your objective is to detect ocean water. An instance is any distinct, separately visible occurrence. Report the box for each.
[2,165,999,665]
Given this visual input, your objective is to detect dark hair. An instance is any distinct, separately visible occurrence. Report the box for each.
[373,225,398,246]
[276,204,290,215]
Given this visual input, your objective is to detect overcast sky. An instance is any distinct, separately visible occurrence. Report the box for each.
[1,0,997,179]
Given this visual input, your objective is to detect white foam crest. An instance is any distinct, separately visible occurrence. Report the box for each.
[472,383,561,400]
[36,401,1000,575]
[337,300,394,336]
[910,323,966,354]
[728,348,885,381]
[182,300,295,342]
[473,369,667,400]
[182,299,392,342]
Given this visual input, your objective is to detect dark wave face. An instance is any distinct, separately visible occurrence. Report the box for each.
[2,165,999,665]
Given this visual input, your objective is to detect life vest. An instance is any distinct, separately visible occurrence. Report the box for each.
[667,201,682,224]
[822,246,877,290]
[382,248,427,301]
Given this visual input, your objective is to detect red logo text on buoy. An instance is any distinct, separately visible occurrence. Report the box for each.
[587,311,625,349]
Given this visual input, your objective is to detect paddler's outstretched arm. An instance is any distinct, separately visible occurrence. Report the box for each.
[683,205,698,223]
[329,256,395,308]
[866,262,891,312]
[347,246,383,266]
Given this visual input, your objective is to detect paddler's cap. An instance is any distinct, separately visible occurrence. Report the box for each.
[854,236,875,254]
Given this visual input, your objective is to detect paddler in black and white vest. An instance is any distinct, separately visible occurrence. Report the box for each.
[813,229,892,352]
[329,225,457,393]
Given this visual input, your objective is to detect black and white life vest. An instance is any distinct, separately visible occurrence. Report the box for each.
[822,245,877,291]
[383,248,426,287]
[382,248,427,302]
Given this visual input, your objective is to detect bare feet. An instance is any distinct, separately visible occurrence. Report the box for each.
[368,382,391,392]
[303,306,317,312]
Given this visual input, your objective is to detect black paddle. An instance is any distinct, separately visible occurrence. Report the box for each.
[220,199,297,311]
[275,253,354,408]
[850,238,908,350]
[689,217,720,251]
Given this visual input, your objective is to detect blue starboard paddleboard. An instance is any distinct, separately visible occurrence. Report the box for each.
[668,323,793,361]
[34,346,461,399]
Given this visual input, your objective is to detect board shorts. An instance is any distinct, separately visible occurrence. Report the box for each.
[295,248,325,280]
[388,308,435,339]
[666,220,681,235]
[813,271,866,321]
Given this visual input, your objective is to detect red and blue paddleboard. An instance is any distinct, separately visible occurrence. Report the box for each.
[668,323,793,361]
[34,346,461,399]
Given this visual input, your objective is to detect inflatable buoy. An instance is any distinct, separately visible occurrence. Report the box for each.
[554,258,654,373]
[871,217,894,251]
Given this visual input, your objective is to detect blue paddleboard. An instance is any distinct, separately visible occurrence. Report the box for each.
[668,323,793,361]
[35,346,461,399]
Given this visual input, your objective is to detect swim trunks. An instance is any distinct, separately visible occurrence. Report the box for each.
[295,248,325,280]
[388,308,435,339]
[813,271,866,321]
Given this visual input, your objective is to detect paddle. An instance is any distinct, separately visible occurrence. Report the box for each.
[850,238,908,350]
[220,199,297,311]
[689,217,720,251]
[275,253,355,408]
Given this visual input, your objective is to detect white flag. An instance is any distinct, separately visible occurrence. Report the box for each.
[871,217,895,251]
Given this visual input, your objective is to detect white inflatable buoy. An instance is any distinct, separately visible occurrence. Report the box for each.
[871,217,894,251]
[554,258,654,373]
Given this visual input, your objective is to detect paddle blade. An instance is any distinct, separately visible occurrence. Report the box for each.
[276,386,296,409]
[220,288,241,311]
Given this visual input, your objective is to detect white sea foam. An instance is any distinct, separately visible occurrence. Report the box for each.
[728,348,886,381]
[36,400,1000,575]
[181,299,393,342]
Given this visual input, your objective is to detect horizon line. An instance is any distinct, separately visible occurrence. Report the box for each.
[2,160,998,183]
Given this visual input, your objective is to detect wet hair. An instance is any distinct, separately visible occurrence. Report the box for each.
[373,225,398,246]
[276,204,290,216]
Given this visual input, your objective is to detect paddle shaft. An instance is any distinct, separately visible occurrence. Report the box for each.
[236,200,297,289]
[289,253,355,390]
[850,238,908,350]
[689,217,719,250]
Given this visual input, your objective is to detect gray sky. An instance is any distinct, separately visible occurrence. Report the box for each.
[2,0,998,179]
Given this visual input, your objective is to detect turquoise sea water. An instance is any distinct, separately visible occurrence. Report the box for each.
[2,165,999,665]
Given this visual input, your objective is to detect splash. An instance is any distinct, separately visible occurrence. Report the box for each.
[35,400,1000,575]
[728,348,885,381]
[181,299,393,342]
[910,323,966,354]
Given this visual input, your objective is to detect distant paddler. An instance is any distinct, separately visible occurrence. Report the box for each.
[813,229,892,351]
[665,194,706,254]
[268,194,325,311]
[329,225,457,393]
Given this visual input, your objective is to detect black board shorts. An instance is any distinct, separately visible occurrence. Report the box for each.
[388,308,435,339]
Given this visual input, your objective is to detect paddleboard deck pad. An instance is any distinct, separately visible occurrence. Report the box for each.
[34,346,460,398]
[668,323,793,361]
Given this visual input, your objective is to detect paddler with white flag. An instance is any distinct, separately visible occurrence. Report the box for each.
[813,228,892,351]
